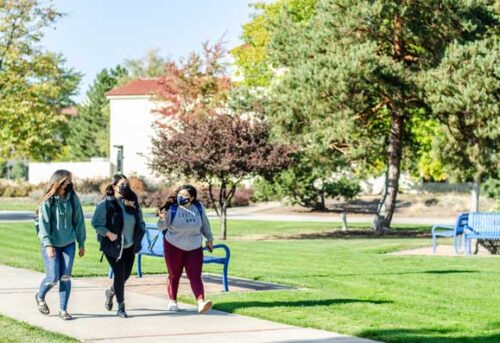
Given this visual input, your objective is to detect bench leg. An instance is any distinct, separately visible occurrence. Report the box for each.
[453,234,459,254]
[222,262,229,292]
[464,237,469,255]
[432,234,438,254]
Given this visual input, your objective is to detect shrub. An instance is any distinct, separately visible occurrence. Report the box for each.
[128,176,148,193]
[78,192,102,207]
[253,177,280,202]
[0,180,33,197]
[139,188,175,209]
[198,186,254,208]
[230,188,254,207]
[11,161,28,181]
[323,177,362,201]
[74,178,109,194]
[482,178,500,199]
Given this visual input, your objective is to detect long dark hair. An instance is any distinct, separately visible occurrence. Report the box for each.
[158,184,198,214]
[39,169,73,204]
[104,174,139,213]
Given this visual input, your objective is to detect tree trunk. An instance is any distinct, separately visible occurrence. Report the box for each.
[219,203,228,240]
[373,110,404,233]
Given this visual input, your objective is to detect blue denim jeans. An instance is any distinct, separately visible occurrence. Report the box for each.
[38,242,76,311]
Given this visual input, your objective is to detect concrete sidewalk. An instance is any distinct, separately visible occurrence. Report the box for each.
[0,265,377,343]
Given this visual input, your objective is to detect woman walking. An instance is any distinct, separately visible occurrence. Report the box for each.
[35,169,86,320]
[91,174,145,318]
[158,184,214,314]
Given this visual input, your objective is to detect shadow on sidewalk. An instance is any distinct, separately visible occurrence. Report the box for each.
[71,308,205,319]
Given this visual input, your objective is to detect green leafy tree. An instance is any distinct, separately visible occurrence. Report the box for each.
[266,0,498,232]
[231,0,317,87]
[119,48,169,84]
[151,42,292,239]
[66,65,127,159]
[424,36,499,184]
[423,36,499,210]
[0,0,81,162]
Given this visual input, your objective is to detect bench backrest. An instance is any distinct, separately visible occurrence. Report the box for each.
[468,212,500,235]
[454,212,469,235]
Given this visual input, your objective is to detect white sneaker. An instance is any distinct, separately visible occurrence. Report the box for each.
[167,301,179,312]
[197,299,213,314]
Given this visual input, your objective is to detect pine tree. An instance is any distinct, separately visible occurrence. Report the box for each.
[267,0,498,231]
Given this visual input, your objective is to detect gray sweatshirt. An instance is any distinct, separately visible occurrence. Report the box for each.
[158,202,213,251]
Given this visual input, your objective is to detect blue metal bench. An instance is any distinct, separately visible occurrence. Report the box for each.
[432,213,468,254]
[109,223,230,291]
[464,212,500,255]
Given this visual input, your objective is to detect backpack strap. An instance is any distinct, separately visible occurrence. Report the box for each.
[69,192,77,228]
[169,202,203,225]
[170,204,178,225]
[48,196,56,236]
[105,198,113,229]
[194,201,203,216]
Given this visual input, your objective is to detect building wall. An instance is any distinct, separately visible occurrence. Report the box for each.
[108,95,162,179]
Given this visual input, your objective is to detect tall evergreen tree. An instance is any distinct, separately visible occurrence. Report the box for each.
[423,35,499,209]
[266,0,498,232]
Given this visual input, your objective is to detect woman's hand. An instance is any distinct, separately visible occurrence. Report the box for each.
[106,231,118,242]
[79,247,85,257]
[206,240,214,253]
[46,246,55,258]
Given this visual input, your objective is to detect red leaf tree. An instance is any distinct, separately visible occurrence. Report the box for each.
[151,42,292,239]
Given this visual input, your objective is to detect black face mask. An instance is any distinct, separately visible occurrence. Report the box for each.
[64,182,73,194]
[118,184,130,196]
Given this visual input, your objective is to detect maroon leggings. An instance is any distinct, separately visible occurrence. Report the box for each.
[163,239,204,300]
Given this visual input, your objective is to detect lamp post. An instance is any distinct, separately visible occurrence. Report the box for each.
[113,145,124,174]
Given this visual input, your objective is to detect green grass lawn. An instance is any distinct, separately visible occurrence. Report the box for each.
[0,314,78,343]
[1,221,499,342]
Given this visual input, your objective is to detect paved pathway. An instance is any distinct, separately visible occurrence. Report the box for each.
[0,265,378,343]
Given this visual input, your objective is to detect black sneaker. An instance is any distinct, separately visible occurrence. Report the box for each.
[117,302,128,318]
[105,288,114,311]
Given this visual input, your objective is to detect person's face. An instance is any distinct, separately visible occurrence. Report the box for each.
[114,179,129,197]
[60,176,73,195]
[177,189,193,205]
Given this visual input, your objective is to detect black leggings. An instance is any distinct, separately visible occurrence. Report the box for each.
[105,246,135,304]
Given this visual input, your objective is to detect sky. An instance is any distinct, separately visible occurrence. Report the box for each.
[42,0,266,101]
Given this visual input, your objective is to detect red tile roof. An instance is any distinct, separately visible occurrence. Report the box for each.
[105,78,161,97]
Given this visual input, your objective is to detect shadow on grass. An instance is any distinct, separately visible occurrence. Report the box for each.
[358,328,500,343]
[215,298,392,312]
[271,230,432,241]
[331,269,480,277]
